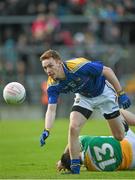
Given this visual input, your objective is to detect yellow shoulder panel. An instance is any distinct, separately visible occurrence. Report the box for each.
[47,77,58,88]
[66,57,90,72]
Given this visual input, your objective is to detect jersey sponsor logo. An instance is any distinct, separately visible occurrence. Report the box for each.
[61,77,90,94]
[67,77,90,93]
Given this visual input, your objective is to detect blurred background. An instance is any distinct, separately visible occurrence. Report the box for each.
[0,0,135,120]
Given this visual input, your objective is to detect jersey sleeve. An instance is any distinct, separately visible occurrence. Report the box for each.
[47,86,59,104]
[79,135,91,148]
[78,61,103,77]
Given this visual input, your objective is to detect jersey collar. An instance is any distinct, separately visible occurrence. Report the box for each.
[61,62,70,80]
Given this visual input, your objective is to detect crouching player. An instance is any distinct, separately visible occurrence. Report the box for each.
[57,109,135,172]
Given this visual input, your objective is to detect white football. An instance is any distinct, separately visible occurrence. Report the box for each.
[3,82,26,105]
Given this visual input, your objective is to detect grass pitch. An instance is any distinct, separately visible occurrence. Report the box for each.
[0,118,135,179]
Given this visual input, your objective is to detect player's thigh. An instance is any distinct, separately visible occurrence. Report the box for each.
[107,116,124,133]
[71,94,93,128]
[73,93,93,113]
[98,87,125,138]
[100,98,124,133]
[107,115,126,141]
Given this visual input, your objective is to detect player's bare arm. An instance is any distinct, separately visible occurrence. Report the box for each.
[102,66,123,93]
[45,104,57,130]
[40,103,57,146]
[102,66,131,109]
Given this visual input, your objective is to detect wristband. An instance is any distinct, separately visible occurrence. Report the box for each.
[45,128,50,132]
[117,90,125,96]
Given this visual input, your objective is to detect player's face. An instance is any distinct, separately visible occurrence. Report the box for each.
[42,57,65,79]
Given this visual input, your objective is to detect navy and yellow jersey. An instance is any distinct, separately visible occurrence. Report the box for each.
[47,57,105,104]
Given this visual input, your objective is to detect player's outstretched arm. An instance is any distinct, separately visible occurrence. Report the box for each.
[40,104,57,147]
[102,66,131,109]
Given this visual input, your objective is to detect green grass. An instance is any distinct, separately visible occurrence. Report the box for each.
[0,119,135,179]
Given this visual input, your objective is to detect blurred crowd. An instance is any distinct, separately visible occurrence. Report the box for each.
[0,0,135,103]
[0,0,135,16]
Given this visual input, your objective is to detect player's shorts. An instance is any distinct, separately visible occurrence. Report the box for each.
[125,129,135,169]
[73,83,119,116]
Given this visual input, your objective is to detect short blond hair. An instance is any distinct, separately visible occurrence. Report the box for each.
[40,49,61,61]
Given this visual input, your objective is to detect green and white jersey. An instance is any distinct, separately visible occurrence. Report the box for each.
[79,135,122,171]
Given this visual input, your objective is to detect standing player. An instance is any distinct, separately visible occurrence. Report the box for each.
[57,109,135,172]
[39,49,131,174]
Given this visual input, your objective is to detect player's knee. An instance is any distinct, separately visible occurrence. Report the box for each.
[69,124,80,137]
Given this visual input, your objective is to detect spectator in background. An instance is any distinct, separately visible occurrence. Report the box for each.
[48,1,58,15]
[0,0,135,107]
[4,61,16,82]
[31,14,47,42]
[116,4,125,17]
[69,0,87,15]
[84,0,101,17]
[16,60,26,83]
[99,3,118,20]
[124,0,135,15]
[103,21,121,44]
[46,13,61,35]
[3,28,18,67]
[54,30,74,46]
[0,59,6,85]
[36,2,47,14]
[0,1,6,15]
[31,13,60,44]
[0,0,135,17]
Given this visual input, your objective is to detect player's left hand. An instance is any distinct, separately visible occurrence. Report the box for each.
[118,91,131,109]
[40,129,49,147]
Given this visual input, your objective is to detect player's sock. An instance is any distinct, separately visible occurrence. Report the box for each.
[70,159,80,174]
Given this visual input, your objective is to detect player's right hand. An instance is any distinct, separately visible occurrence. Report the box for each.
[118,91,131,109]
[40,129,49,147]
